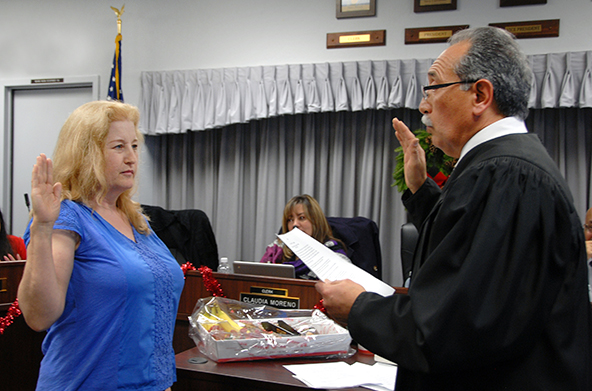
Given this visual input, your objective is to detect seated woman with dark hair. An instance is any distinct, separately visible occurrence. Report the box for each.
[0,208,26,261]
[260,194,350,279]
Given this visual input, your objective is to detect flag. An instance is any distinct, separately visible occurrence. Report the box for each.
[107,33,123,102]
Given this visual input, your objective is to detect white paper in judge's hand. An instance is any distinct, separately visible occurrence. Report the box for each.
[277,228,395,297]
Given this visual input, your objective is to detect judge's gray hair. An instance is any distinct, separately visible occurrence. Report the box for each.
[449,27,532,120]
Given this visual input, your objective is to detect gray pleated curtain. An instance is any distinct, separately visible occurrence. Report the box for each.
[139,51,592,286]
[139,59,432,134]
[140,51,592,135]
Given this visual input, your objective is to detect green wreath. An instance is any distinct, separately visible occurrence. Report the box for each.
[392,129,456,193]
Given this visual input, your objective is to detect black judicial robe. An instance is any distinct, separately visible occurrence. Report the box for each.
[348,133,592,390]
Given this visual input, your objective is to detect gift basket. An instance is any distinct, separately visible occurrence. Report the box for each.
[188,296,353,362]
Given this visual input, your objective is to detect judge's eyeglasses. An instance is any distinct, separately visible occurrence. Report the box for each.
[421,80,478,100]
[584,223,592,233]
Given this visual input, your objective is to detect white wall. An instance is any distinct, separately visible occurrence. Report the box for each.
[1,0,591,207]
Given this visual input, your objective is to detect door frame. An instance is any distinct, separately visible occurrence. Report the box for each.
[1,76,99,231]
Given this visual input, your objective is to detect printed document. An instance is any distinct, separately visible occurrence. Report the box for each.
[284,361,397,390]
[277,228,395,296]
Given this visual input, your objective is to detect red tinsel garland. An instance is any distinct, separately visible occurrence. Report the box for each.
[0,263,323,335]
[198,266,225,297]
[1,264,324,334]
[181,261,196,277]
[0,262,199,335]
[0,263,224,335]
[0,299,21,335]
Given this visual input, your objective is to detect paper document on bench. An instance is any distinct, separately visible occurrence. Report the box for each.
[277,228,395,297]
[284,361,397,390]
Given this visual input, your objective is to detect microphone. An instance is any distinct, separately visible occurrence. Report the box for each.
[24,193,30,212]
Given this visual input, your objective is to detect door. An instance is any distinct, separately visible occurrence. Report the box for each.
[8,84,95,236]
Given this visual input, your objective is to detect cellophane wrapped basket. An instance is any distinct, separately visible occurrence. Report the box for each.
[188,296,353,362]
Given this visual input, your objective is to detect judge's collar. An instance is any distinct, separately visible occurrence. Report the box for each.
[456,116,527,166]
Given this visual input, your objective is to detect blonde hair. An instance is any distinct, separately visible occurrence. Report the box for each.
[52,100,149,234]
[280,194,338,262]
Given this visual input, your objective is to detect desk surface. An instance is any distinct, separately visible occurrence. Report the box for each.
[174,347,377,391]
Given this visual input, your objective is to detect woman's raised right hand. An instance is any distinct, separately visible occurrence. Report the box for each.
[31,154,62,226]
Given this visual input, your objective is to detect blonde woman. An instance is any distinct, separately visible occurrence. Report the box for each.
[18,101,183,391]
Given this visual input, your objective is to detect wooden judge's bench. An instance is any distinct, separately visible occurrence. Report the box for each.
[173,270,406,391]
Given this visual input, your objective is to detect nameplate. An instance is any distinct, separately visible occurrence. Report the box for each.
[250,286,288,296]
[327,30,386,49]
[405,25,469,44]
[489,19,559,39]
[240,292,300,309]
[0,277,6,292]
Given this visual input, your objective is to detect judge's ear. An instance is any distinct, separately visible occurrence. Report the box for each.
[471,79,495,116]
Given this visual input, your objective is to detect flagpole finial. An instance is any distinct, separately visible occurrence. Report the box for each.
[108,5,125,102]
[111,5,125,34]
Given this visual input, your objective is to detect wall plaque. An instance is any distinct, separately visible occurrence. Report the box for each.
[500,0,547,7]
[327,30,386,49]
[414,0,457,13]
[336,0,376,18]
[489,19,559,39]
[405,25,469,44]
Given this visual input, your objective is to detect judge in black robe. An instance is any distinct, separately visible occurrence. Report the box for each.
[316,27,591,391]
[349,132,591,390]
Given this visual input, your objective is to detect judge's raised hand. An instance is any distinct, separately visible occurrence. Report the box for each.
[315,279,365,328]
[31,154,62,227]
[393,117,427,193]
[586,240,592,260]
